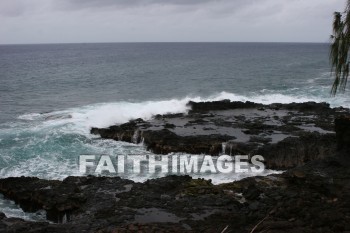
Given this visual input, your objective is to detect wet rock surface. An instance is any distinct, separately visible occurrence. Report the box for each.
[1,100,350,232]
[0,156,349,232]
[91,100,349,169]
[335,115,350,153]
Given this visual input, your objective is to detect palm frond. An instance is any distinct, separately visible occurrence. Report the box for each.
[330,1,350,95]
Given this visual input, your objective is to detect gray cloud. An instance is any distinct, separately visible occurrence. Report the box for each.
[54,0,264,13]
[58,0,224,9]
[0,0,347,44]
[0,0,28,17]
[0,0,266,18]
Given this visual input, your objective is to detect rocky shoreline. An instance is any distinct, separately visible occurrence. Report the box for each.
[91,100,346,169]
[0,100,349,232]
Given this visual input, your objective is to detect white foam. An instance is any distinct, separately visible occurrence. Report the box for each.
[208,91,313,104]
[2,90,346,185]
[70,99,194,129]
[18,113,42,121]
[15,91,350,138]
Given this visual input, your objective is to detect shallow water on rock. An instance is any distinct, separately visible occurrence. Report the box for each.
[0,194,47,222]
[134,208,184,223]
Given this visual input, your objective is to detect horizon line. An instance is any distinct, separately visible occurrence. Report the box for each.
[0,41,331,46]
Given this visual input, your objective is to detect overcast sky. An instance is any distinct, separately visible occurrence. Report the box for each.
[0,0,347,44]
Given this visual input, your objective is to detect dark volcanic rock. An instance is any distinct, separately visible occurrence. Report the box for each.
[271,101,331,112]
[142,129,235,155]
[91,100,349,169]
[91,121,139,143]
[0,157,349,232]
[0,176,134,224]
[1,102,350,232]
[255,132,337,169]
[187,100,262,113]
[335,115,350,153]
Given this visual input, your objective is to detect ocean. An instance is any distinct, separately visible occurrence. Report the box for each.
[0,42,348,189]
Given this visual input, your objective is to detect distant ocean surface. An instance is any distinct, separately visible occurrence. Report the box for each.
[0,43,348,191]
